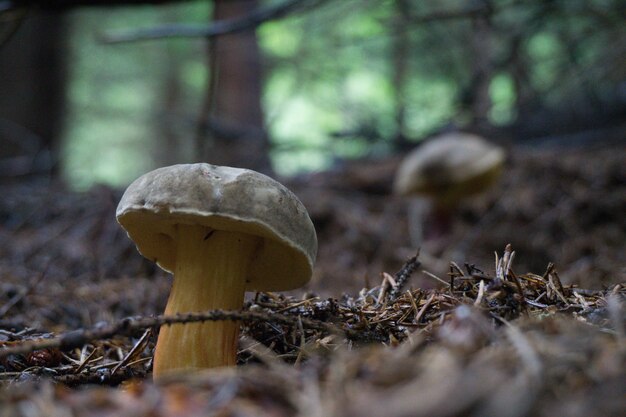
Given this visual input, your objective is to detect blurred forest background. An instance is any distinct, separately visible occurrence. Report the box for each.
[1,0,624,188]
[0,0,624,297]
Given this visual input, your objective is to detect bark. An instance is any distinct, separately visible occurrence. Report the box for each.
[391,0,410,147]
[196,0,271,173]
[155,36,183,167]
[467,1,493,128]
[0,10,67,179]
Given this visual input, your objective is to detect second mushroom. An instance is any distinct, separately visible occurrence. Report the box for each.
[393,132,505,246]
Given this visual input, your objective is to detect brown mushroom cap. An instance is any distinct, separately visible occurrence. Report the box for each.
[116,163,317,291]
[393,133,505,205]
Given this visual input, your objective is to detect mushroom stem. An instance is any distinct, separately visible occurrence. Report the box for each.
[426,203,454,240]
[407,198,428,247]
[153,225,259,378]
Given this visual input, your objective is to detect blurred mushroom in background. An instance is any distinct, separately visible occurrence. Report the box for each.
[394,132,505,249]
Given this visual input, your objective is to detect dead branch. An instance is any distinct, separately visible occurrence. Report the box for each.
[99,0,322,44]
[388,249,421,301]
[0,309,346,360]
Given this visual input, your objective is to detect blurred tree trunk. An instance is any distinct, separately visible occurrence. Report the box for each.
[156,51,182,166]
[155,20,183,167]
[391,0,411,148]
[466,1,493,129]
[508,34,535,123]
[196,0,271,173]
[0,10,67,180]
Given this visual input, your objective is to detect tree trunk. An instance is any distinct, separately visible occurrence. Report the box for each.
[155,27,183,167]
[467,2,493,129]
[196,0,271,173]
[391,0,410,147]
[0,10,67,180]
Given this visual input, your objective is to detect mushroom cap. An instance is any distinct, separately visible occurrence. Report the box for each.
[116,163,317,292]
[393,133,505,205]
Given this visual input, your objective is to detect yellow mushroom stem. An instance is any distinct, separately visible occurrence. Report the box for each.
[153,224,260,379]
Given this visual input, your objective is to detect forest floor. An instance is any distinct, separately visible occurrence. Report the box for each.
[0,143,624,416]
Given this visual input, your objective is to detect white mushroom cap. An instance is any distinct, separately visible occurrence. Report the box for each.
[116,163,317,291]
[393,133,505,205]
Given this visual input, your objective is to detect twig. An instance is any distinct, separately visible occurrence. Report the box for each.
[100,0,320,44]
[508,269,529,315]
[388,249,421,301]
[497,244,513,280]
[73,347,98,374]
[544,263,569,304]
[406,290,421,319]
[474,280,486,307]
[546,263,567,294]
[376,273,396,305]
[111,328,152,375]
[449,262,465,291]
[276,297,319,313]
[421,270,448,287]
[0,309,347,359]
[414,293,436,323]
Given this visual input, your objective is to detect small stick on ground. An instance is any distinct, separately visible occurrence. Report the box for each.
[111,328,152,375]
[414,293,436,323]
[0,310,348,360]
[449,262,465,292]
[388,249,421,301]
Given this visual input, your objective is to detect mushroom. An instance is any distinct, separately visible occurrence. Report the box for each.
[116,163,317,378]
[393,132,505,245]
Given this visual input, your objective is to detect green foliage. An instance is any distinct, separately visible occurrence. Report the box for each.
[63,2,209,189]
[489,73,516,125]
[527,32,563,94]
[61,0,623,188]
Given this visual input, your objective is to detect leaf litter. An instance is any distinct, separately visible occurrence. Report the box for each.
[0,146,624,416]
